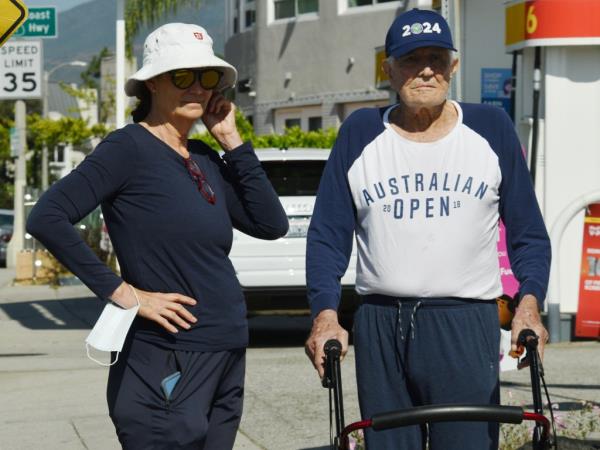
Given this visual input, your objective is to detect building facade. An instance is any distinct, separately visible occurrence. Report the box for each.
[225,0,408,134]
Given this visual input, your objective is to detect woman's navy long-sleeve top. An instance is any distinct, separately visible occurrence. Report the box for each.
[27,124,289,351]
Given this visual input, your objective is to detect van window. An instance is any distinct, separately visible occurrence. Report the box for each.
[261,160,325,196]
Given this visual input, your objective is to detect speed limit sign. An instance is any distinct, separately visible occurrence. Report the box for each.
[0,39,41,99]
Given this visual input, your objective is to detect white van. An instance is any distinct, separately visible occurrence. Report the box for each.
[229,148,358,314]
[0,209,14,267]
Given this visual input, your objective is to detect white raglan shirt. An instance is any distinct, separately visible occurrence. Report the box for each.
[307,101,550,315]
[348,102,502,299]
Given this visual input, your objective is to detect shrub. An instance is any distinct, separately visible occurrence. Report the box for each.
[192,111,337,150]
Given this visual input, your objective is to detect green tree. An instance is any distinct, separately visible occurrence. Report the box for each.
[27,114,109,186]
[0,122,14,209]
[80,47,113,90]
[28,114,108,151]
[192,111,337,150]
[0,101,43,208]
[125,0,203,57]
[0,100,42,119]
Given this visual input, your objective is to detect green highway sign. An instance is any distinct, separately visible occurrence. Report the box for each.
[13,7,56,38]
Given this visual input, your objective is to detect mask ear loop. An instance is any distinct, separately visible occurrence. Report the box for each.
[86,285,141,367]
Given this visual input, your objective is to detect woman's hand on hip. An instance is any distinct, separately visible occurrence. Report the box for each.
[110,282,198,333]
[202,92,243,151]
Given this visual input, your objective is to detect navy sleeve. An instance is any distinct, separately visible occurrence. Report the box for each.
[306,121,357,317]
[25,132,135,300]
[218,142,289,240]
[496,109,551,308]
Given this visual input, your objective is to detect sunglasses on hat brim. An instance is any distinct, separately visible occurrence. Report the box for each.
[169,68,223,90]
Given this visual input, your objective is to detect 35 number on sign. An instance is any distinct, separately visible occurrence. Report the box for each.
[3,72,37,93]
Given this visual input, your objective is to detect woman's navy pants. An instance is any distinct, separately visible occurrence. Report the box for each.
[107,338,245,450]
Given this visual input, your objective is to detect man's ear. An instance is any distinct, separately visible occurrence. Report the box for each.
[450,57,459,77]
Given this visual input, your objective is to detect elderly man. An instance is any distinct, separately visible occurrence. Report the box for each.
[305,8,550,450]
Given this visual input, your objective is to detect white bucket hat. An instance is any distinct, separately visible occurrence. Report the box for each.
[125,23,237,98]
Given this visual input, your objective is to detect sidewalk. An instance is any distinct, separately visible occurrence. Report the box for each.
[0,267,599,449]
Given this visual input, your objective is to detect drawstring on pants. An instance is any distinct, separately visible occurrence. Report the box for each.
[396,300,423,340]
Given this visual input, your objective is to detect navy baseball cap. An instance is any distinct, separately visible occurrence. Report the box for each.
[385,8,456,59]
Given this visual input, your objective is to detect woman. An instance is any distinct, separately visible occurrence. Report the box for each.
[27,23,288,449]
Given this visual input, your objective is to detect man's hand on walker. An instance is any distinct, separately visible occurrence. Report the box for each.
[510,294,548,369]
[110,282,198,334]
[305,309,349,379]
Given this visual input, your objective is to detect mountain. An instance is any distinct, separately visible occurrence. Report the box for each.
[51,0,93,13]
[43,0,226,83]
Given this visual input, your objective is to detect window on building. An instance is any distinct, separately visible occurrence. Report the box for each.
[232,0,255,33]
[245,9,256,27]
[275,0,295,18]
[348,0,397,6]
[298,0,318,14]
[245,0,256,28]
[308,116,322,131]
[275,106,323,133]
[275,0,318,20]
[233,0,240,33]
[54,145,65,163]
[285,118,302,129]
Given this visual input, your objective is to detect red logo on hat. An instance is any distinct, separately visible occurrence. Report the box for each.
[193,32,203,40]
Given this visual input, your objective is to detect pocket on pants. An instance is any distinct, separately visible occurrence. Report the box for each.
[160,351,183,404]
[474,304,501,372]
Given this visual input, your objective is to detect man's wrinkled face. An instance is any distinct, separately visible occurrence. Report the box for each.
[384,47,458,110]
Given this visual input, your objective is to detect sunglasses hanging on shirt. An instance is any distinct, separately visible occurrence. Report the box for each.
[184,157,216,205]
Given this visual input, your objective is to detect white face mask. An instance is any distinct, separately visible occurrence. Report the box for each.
[85,285,140,366]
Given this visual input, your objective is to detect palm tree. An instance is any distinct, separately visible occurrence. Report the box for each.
[114,0,202,127]
[125,0,203,57]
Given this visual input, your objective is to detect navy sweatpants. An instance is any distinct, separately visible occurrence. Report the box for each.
[107,338,245,450]
[354,296,500,450]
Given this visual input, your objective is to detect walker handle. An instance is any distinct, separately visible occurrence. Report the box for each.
[371,404,524,431]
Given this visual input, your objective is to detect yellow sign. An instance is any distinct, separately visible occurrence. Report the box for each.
[0,0,28,47]
[505,0,600,51]
[505,1,526,47]
[375,46,389,90]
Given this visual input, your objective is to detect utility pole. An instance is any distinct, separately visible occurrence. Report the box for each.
[441,0,462,102]
[42,70,49,190]
[6,100,27,268]
[116,0,126,128]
